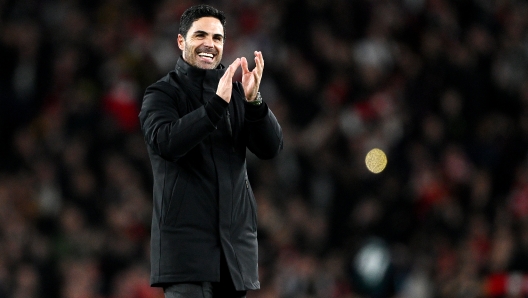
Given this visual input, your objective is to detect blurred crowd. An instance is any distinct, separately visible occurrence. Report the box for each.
[1,0,528,297]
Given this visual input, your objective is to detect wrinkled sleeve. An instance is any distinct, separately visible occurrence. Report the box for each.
[139,83,228,161]
[239,84,283,160]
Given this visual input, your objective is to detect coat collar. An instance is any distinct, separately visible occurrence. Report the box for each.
[175,56,226,90]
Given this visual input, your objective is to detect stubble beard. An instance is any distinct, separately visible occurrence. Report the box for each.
[184,43,222,70]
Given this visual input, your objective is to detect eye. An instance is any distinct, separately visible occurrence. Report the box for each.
[214,35,224,43]
[194,32,206,39]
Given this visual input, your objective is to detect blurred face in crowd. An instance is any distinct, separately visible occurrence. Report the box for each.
[178,17,224,70]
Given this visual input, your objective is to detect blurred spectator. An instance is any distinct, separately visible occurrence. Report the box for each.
[2,0,528,297]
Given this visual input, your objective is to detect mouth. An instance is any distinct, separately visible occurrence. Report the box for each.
[198,52,215,63]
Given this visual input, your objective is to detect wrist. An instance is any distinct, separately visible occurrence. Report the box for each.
[246,92,262,106]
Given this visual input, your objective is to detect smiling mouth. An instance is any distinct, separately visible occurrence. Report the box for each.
[198,52,215,62]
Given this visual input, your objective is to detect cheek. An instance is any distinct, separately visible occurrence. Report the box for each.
[216,45,224,55]
[184,43,196,56]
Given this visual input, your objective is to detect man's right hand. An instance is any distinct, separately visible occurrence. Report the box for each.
[216,58,241,103]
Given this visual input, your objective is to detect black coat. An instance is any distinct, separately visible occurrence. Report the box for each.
[139,57,283,290]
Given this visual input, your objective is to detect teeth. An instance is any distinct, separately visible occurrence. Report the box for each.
[199,53,214,58]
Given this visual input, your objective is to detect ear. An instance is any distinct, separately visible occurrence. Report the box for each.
[177,34,185,51]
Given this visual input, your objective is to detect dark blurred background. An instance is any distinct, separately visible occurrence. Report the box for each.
[1,0,528,297]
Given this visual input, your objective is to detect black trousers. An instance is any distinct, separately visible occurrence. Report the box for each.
[164,254,247,298]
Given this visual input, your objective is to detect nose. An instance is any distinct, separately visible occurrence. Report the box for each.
[203,36,214,48]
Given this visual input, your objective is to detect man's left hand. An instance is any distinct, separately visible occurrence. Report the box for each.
[241,51,264,102]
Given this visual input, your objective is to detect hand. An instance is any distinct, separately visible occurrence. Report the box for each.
[241,51,264,101]
[216,58,241,103]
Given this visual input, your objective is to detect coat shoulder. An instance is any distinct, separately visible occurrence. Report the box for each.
[145,75,179,99]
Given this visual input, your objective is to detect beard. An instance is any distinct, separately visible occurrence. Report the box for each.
[183,43,222,70]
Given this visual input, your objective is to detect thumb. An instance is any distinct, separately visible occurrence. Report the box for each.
[241,57,249,73]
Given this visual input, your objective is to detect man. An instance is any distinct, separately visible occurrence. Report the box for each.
[139,4,283,298]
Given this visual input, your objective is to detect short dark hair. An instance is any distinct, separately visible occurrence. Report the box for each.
[179,5,226,40]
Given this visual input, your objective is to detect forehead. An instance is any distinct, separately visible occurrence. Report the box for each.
[188,17,224,35]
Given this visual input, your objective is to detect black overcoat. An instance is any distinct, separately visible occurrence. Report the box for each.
[139,57,283,290]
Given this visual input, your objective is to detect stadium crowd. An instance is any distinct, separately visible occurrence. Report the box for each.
[1,0,528,297]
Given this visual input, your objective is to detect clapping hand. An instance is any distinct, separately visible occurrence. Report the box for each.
[241,51,264,102]
[216,58,241,103]
[216,51,264,103]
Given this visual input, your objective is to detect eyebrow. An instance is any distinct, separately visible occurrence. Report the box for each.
[193,30,224,39]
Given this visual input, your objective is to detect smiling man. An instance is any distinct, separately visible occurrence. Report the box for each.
[139,4,283,298]
[178,15,224,70]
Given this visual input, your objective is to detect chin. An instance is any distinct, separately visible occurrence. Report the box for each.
[195,61,218,70]
[204,63,218,70]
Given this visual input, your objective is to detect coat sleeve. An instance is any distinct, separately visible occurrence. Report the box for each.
[139,82,228,161]
[240,86,284,160]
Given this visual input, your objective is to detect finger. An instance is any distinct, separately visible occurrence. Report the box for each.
[230,57,241,73]
[254,51,264,74]
[241,57,250,74]
[255,51,264,68]
[223,58,240,78]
